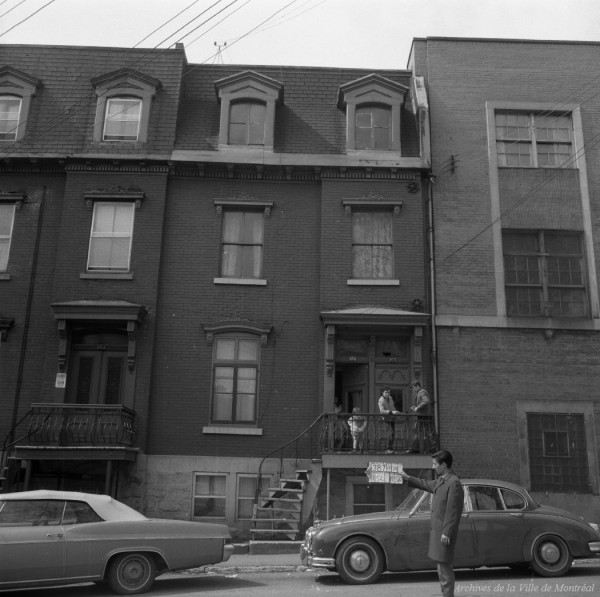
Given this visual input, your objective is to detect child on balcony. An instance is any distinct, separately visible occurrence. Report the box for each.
[348,407,367,453]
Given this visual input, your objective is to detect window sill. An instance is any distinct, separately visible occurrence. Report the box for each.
[80,272,134,280]
[347,279,399,286]
[214,277,267,286]
[0,273,10,280]
[203,426,263,436]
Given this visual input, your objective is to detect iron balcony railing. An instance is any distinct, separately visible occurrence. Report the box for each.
[24,403,136,448]
[321,412,438,454]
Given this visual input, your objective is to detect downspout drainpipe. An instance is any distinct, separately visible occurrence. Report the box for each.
[8,186,46,449]
[427,177,439,437]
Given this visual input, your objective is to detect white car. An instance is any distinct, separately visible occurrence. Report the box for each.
[0,489,233,594]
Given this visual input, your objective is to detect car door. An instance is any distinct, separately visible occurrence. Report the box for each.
[0,499,66,584]
[466,484,530,565]
[406,490,477,570]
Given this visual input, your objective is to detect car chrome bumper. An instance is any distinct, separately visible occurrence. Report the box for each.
[223,543,234,562]
[300,543,335,568]
[588,541,600,553]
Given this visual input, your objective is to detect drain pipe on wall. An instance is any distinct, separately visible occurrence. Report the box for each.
[8,186,46,449]
[427,175,440,437]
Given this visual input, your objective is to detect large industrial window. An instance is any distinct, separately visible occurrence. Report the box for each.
[503,230,587,317]
[527,413,589,492]
[495,111,573,168]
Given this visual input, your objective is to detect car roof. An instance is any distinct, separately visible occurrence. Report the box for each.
[461,479,528,492]
[0,490,147,521]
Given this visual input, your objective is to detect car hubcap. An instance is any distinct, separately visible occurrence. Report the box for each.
[122,559,145,584]
[540,542,560,564]
[349,549,371,572]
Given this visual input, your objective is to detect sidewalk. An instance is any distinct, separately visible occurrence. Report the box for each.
[180,542,306,575]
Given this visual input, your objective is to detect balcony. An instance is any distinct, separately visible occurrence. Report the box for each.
[13,403,138,461]
[320,412,438,459]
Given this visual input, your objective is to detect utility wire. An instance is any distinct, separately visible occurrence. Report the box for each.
[0,0,55,38]
[0,0,26,20]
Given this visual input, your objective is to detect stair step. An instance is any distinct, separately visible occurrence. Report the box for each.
[262,497,302,506]
[252,517,300,523]
[278,479,305,487]
[251,529,299,537]
[268,487,303,494]
[256,506,300,514]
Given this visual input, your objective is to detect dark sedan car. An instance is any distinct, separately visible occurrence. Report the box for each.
[301,479,600,584]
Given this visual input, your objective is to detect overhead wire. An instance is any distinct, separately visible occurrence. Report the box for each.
[0,0,26,20]
[0,0,55,38]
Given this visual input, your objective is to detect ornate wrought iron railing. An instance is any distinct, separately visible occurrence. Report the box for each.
[320,412,438,454]
[24,403,136,447]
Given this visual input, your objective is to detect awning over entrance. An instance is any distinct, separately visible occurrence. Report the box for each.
[321,306,429,327]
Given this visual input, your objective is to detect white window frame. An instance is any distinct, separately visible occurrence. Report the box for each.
[102,97,142,142]
[0,202,16,272]
[495,111,574,168]
[0,96,22,142]
[0,67,40,142]
[87,201,135,272]
[192,473,228,520]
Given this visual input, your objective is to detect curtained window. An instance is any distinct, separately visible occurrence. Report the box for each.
[352,211,393,279]
[221,211,264,279]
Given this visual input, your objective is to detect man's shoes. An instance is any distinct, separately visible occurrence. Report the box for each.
[385,449,395,454]
[402,449,418,454]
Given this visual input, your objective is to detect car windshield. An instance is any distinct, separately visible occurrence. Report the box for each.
[395,488,428,511]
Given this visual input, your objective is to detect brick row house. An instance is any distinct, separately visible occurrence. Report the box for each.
[409,38,600,522]
[0,43,433,537]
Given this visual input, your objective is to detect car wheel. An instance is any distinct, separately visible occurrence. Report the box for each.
[335,537,384,585]
[107,552,156,595]
[530,535,572,577]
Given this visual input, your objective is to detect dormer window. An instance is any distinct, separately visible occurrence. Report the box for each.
[338,74,408,154]
[0,66,40,142]
[103,97,142,141]
[215,71,283,151]
[91,68,162,144]
[229,101,266,146]
[0,96,21,140]
[355,104,392,150]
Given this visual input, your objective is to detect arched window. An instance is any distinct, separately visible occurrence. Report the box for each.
[228,101,266,146]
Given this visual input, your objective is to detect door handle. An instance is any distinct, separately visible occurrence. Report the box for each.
[46,533,64,539]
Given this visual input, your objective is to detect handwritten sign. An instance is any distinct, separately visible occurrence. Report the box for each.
[366,462,404,484]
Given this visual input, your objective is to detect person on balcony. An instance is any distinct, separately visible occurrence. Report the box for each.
[408,379,432,453]
[378,387,400,454]
[348,407,367,453]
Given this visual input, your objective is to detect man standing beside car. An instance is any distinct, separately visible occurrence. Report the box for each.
[400,450,464,597]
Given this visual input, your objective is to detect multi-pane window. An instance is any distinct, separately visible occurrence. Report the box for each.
[88,202,135,271]
[503,231,587,317]
[527,413,589,492]
[103,98,142,141]
[495,112,573,168]
[352,211,393,279]
[0,203,15,271]
[228,101,266,145]
[212,335,259,424]
[221,211,264,279]
[192,474,227,518]
[0,96,21,141]
[352,482,386,515]
[236,475,270,520]
[355,105,391,150]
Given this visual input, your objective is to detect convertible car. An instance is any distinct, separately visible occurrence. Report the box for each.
[0,489,233,594]
[301,478,600,584]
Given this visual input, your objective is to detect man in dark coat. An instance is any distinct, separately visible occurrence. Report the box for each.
[401,450,464,597]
